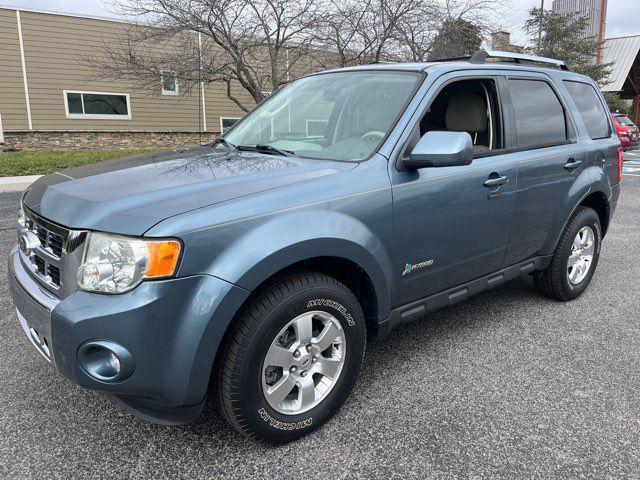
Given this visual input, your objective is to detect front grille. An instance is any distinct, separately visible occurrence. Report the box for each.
[21,207,71,293]
[26,219,64,258]
[49,232,64,257]
[47,265,61,285]
[33,255,46,275]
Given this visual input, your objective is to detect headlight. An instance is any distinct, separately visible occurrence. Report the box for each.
[77,232,181,294]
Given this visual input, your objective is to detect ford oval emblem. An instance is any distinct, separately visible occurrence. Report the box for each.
[19,231,40,256]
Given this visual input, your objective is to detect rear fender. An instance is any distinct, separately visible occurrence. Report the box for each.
[542,166,606,254]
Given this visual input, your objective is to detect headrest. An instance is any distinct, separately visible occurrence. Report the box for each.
[445,92,487,133]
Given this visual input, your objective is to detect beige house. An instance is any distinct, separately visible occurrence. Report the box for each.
[0,6,247,150]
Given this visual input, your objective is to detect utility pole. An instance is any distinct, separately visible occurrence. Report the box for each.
[537,0,545,55]
[596,0,608,65]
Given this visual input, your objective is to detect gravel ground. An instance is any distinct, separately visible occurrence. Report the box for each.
[1,175,639,479]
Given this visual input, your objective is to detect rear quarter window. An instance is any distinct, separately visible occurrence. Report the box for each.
[563,80,611,139]
[508,79,567,149]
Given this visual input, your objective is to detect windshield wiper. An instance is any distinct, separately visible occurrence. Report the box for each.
[210,138,237,150]
[236,144,296,157]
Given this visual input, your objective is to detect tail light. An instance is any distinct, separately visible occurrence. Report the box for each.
[617,146,623,183]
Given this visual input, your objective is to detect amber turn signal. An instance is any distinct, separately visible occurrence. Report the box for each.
[145,240,181,278]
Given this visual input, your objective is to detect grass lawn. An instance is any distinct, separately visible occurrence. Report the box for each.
[0,149,155,176]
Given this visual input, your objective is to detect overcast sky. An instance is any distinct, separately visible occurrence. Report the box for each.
[2,0,639,47]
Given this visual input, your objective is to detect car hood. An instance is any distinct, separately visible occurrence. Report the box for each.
[23,147,356,235]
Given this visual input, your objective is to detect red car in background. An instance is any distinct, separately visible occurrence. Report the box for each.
[611,113,640,150]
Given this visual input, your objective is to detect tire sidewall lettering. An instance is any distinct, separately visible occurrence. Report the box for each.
[306,298,355,327]
[594,221,602,255]
[254,296,356,432]
[230,278,366,441]
[257,407,313,431]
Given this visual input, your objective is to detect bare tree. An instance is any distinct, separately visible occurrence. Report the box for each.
[91,0,325,111]
[89,0,507,112]
[312,0,442,67]
[392,0,444,62]
[313,0,506,66]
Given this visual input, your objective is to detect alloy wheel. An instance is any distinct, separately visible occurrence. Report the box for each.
[262,311,346,415]
[567,226,595,285]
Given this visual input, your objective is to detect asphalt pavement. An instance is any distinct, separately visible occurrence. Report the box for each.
[1,173,639,479]
[623,150,640,176]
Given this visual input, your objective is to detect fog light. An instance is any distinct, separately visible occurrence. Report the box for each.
[77,340,134,382]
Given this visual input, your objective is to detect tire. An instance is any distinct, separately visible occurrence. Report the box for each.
[217,271,366,443]
[533,206,602,301]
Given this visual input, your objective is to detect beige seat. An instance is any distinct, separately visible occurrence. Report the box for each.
[445,92,490,154]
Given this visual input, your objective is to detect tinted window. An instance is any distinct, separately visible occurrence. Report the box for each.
[66,93,83,114]
[509,79,567,148]
[161,72,177,94]
[65,92,129,117]
[221,118,240,133]
[564,81,610,139]
[83,94,128,115]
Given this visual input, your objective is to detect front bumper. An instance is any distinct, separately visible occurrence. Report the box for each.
[8,245,250,424]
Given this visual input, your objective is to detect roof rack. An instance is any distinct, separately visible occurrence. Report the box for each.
[469,50,570,71]
[431,50,570,71]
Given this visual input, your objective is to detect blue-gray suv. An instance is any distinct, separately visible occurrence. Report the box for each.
[8,51,622,442]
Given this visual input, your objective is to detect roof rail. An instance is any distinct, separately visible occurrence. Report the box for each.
[469,50,570,70]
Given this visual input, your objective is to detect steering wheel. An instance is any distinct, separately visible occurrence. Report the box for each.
[360,131,386,142]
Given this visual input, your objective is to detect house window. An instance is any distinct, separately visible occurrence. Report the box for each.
[161,72,178,95]
[64,91,131,119]
[306,119,328,138]
[220,117,240,133]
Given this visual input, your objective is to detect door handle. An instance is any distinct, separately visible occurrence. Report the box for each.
[564,158,582,170]
[483,174,509,187]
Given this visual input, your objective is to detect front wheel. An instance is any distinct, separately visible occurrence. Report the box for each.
[533,206,602,301]
[217,272,366,443]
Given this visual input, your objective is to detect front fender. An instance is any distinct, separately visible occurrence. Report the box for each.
[204,210,393,322]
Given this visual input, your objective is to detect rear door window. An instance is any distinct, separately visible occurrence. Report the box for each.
[508,79,567,149]
[563,81,611,139]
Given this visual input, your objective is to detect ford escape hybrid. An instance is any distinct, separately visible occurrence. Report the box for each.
[8,51,621,442]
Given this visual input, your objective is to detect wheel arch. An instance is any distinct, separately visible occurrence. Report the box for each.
[244,256,382,340]
[579,190,610,236]
[547,187,611,255]
[204,211,393,325]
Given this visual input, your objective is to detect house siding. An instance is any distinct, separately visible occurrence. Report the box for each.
[0,9,30,131]
[20,10,205,132]
[0,6,247,143]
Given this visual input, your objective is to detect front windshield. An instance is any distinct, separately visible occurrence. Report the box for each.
[222,71,422,161]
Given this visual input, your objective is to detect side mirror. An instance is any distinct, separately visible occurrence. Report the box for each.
[403,131,473,170]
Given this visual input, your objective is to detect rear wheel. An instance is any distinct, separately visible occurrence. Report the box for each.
[533,206,601,301]
[217,272,366,443]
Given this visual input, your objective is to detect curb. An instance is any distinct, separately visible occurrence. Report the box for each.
[0,175,42,192]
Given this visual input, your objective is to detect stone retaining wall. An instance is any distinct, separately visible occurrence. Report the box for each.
[1,131,218,151]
